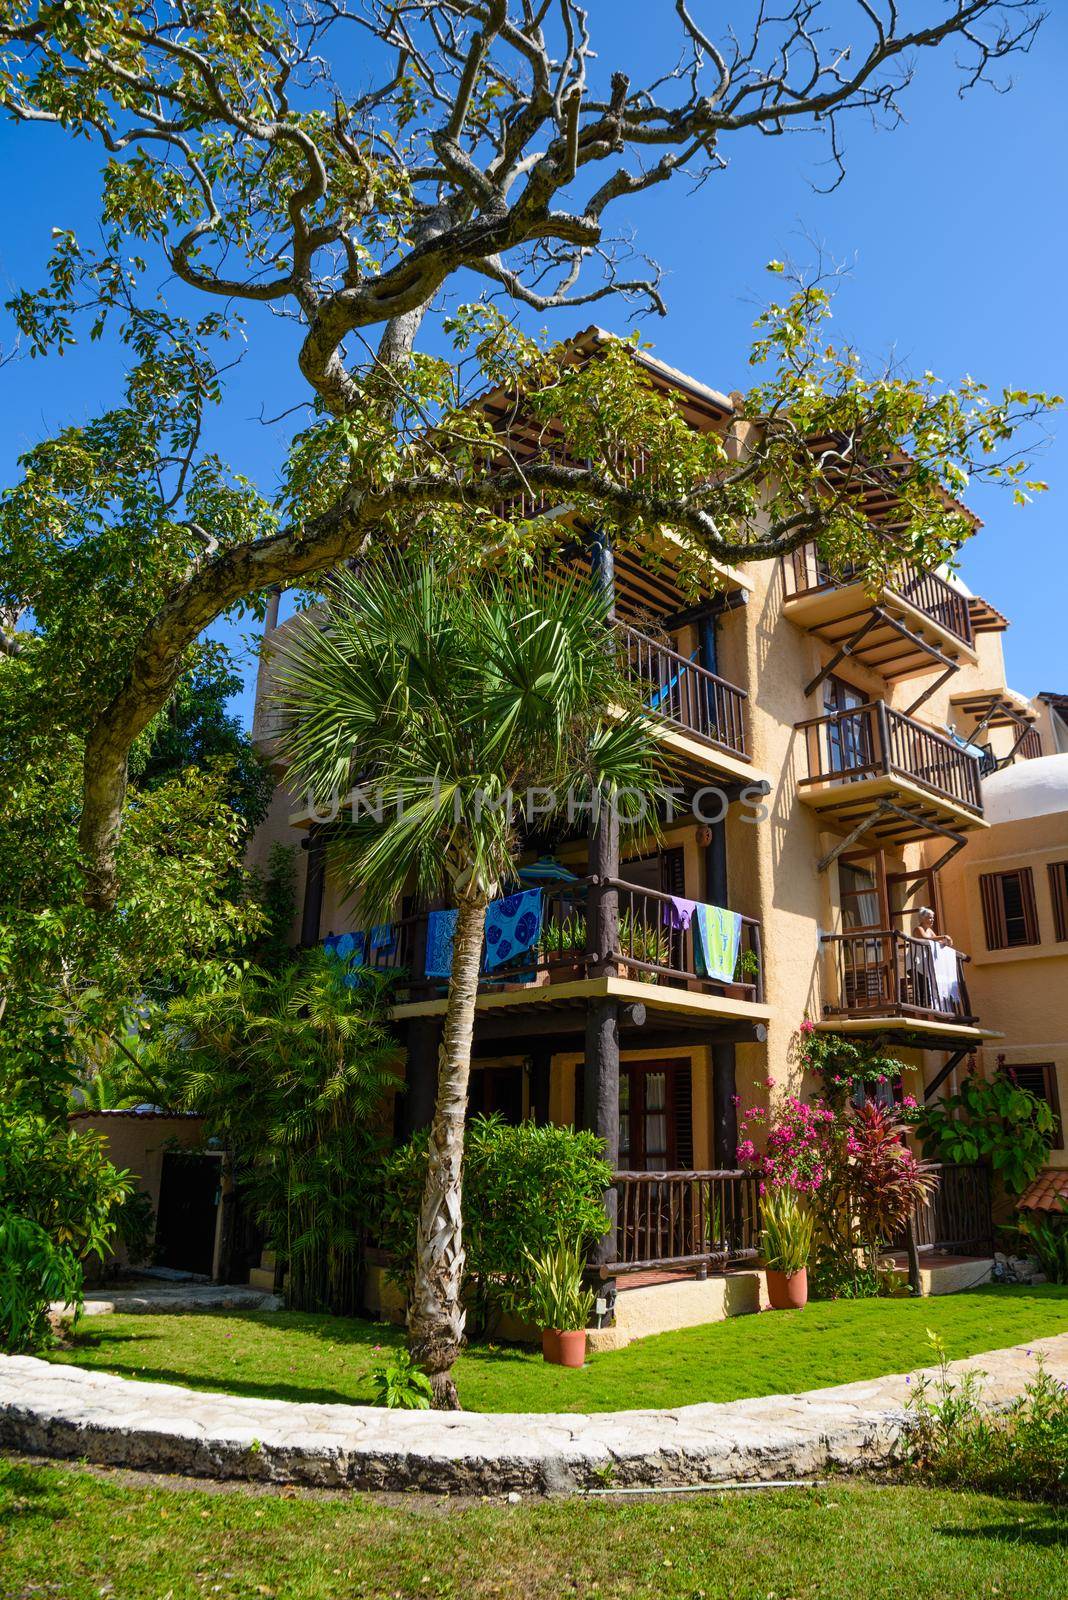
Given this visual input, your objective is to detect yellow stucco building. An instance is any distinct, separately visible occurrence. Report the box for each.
[248,339,1066,1332]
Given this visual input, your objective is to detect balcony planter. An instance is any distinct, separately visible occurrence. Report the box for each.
[541,1328,588,1367]
[764,1267,808,1311]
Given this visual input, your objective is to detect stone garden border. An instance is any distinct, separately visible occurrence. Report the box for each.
[1,1334,1065,1496]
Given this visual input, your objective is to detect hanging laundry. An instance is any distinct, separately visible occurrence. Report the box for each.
[932,943,961,1010]
[693,903,742,983]
[662,895,697,932]
[369,923,396,954]
[484,888,544,973]
[424,908,458,978]
[322,930,366,989]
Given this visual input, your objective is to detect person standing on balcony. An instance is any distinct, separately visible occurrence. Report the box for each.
[913,907,954,948]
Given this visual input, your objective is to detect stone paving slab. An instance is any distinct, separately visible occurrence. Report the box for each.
[58,1282,284,1317]
[1,1334,1065,1496]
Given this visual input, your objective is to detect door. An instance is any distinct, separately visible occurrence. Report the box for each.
[823,676,871,775]
[618,1061,694,1171]
[837,854,891,1009]
[154,1151,221,1278]
[469,1064,524,1124]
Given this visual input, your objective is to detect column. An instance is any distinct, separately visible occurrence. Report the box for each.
[299,827,326,947]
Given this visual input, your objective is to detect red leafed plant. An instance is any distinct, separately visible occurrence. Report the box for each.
[843,1100,937,1262]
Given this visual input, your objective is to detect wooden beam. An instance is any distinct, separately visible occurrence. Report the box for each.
[804,610,885,698]
[923,1047,971,1103]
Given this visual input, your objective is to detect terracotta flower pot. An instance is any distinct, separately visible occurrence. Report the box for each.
[542,1328,588,1367]
[765,1267,808,1310]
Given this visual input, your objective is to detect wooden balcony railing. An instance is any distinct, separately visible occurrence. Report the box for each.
[898,1163,994,1257]
[607,1169,762,1275]
[361,878,764,1002]
[603,877,763,1001]
[797,701,983,814]
[615,621,749,759]
[784,541,973,646]
[821,930,975,1023]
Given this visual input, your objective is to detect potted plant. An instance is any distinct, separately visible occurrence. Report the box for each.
[521,1233,595,1366]
[760,1188,814,1310]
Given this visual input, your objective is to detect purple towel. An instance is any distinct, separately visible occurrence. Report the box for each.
[662,895,697,931]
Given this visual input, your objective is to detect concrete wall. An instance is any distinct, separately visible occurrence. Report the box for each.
[68,1112,212,1270]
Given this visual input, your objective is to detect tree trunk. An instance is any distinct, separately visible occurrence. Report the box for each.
[408,889,488,1409]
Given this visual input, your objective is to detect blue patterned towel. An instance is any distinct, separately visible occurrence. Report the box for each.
[693,903,742,983]
[424,909,458,978]
[323,931,365,988]
[483,888,543,974]
[369,922,396,953]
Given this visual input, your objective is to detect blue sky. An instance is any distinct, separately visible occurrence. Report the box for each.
[1,6,1064,726]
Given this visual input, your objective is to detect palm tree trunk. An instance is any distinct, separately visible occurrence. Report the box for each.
[408,889,488,1409]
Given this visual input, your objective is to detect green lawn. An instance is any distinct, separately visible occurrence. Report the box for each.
[1,1457,1065,1600]
[46,1283,1068,1413]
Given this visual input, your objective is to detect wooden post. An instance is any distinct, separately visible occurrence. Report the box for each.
[299,827,326,947]
[905,1214,923,1297]
[583,784,620,1277]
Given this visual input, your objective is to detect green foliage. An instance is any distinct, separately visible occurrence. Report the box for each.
[159,953,403,1315]
[272,559,664,922]
[131,653,274,831]
[370,1350,434,1411]
[246,843,299,973]
[519,1232,595,1333]
[1016,1202,1068,1285]
[0,643,266,1120]
[760,1188,815,1275]
[0,1111,135,1351]
[0,1210,83,1353]
[796,1025,913,1102]
[375,1117,611,1322]
[909,1069,1054,1197]
[905,1332,1068,1504]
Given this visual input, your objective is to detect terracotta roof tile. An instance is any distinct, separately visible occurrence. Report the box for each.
[1018,1167,1068,1213]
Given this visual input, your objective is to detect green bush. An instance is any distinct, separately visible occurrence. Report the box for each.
[375,1116,611,1323]
[908,1068,1054,1197]
[905,1332,1068,1503]
[0,1210,83,1352]
[0,1112,134,1351]
[1016,1201,1068,1285]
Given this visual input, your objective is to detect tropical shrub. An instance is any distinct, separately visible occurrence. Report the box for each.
[1015,1200,1068,1285]
[0,1112,135,1350]
[905,1332,1068,1504]
[739,1094,933,1298]
[520,1233,595,1332]
[759,1188,814,1275]
[0,1211,84,1352]
[907,1066,1054,1197]
[795,1021,915,1103]
[162,953,404,1315]
[375,1117,610,1323]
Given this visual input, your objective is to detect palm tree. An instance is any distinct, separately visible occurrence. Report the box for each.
[272,559,663,1407]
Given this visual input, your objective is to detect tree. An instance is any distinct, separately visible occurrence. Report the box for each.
[157,954,403,1315]
[0,639,266,1118]
[271,558,662,1405]
[0,2,1055,905]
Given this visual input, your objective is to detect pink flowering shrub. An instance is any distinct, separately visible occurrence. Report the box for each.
[737,1096,836,1196]
[739,1090,936,1298]
[794,1024,915,1102]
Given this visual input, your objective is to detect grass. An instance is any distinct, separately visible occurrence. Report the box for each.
[45,1283,1068,1414]
[1,1456,1066,1600]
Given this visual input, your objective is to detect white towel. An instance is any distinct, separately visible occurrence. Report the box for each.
[932,944,960,1009]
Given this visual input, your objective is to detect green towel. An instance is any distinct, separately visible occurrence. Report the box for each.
[694,903,742,983]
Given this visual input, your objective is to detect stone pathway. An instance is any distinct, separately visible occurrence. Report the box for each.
[2,1333,1065,1495]
[75,1281,284,1317]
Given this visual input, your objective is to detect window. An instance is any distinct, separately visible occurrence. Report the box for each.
[1049,861,1068,943]
[1010,1063,1063,1151]
[979,868,1039,950]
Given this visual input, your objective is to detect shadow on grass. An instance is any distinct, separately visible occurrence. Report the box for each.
[935,1516,1068,1549]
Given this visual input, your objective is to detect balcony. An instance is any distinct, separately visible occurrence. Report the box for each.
[783,543,976,680]
[369,877,763,1006]
[820,930,975,1025]
[616,621,750,766]
[796,702,985,842]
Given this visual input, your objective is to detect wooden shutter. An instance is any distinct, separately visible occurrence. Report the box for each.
[1018,869,1040,945]
[1049,862,1068,943]
[979,871,1007,950]
[670,1063,694,1169]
